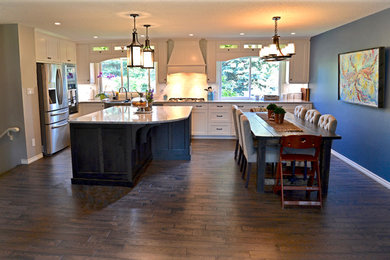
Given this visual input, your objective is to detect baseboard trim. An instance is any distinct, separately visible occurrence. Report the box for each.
[192,135,235,140]
[331,149,390,190]
[21,153,43,165]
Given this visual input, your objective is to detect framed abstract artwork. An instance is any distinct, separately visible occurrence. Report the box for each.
[338,47,385,108]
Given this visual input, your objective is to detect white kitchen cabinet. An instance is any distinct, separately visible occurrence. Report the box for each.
[208,103,232,136]
[206,40,216,83]
[35,31,60,62]
[60,40,77,64]
[79,102,104,116]
[288,39,310,84]
[157,40,168,84]
[191,104,208,135]
[76,44,91,84]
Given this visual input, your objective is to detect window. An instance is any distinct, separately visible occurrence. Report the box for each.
[220,57,280,98]
[99,58,156,92]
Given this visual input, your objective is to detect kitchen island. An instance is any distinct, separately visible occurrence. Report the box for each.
[69,106,192,187]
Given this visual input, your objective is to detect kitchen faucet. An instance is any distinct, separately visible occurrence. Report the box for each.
[118,86,129,101]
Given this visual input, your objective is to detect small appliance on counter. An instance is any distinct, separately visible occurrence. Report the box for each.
[37,63,70,155]
[263,95,280,101]
[64,64,79,114]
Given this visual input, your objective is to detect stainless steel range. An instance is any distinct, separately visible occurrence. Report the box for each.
[168,98,205,102]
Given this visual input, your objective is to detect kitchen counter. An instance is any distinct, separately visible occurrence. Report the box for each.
[154,100,311,104]
[69,105,192,187]
[70,106,192,124]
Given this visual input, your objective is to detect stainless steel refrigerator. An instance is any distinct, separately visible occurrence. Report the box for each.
[37,63,70,155]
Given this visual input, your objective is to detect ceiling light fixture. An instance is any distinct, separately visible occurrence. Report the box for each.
[240,32,245,36]
[291,32,296,35]
[127,14,143,68]
[54,22,61,26]
[189,33,194,37]
[142,25,154,69]
[93,36,98,39]
[259,16,295,62]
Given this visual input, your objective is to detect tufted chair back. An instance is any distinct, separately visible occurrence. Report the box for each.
[250,107,267,112]
[232,105,239,139]
[294,105,307,119]
[318,114,337,132]
[305,109,321,125]
[236,109,244,147]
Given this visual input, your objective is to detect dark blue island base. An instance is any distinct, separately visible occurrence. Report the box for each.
[70,116,191,187]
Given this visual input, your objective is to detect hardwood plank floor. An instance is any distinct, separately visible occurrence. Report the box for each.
[1,139,390,259]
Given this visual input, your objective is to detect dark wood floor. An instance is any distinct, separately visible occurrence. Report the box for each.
[1,139,390,259]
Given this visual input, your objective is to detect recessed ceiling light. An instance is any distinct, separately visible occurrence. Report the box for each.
[189,33,194,37]
[93,36,98,39]
[54,22,61,26]
[291,32,296,35]
[240,32,245,36]
[140,34,145,38]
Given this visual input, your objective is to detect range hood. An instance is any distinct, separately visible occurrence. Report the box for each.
[167,40,206,74]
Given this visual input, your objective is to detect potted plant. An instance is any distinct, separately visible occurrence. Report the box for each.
[274,106,286,124]
[145,89,154,111]
[95,92,108,100]
[266,103,278,119]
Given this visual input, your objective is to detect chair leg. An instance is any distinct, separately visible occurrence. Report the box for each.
[241,157,246,179]
[234,140,239,160]
[240,156,246,173]
[315,161,323,207]
[273,162,282,193]
[237,147,242,165]
[280,163,285,208]
[245,163,252,188]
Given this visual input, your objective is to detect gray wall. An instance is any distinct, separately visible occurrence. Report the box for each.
[310,8,390,181]
[0,24,27,173]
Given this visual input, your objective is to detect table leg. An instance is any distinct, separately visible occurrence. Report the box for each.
[320,139,333,196]
[256,138,267,193]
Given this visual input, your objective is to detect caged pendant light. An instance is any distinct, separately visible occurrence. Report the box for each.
[127,14,143,68]
[259,16,296,62]
[142,24,154,69]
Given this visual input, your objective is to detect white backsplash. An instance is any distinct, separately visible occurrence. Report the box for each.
[158,73,209,99]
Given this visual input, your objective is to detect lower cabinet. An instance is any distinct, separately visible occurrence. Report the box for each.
[191,104,208,135]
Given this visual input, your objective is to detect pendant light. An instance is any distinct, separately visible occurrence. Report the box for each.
[259,16,295,62]
[142,24,154,69]
[127,14,143,67]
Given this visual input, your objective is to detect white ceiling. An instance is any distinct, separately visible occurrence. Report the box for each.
[1,0,390,43]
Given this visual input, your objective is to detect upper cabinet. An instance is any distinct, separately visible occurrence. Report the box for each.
[157,40,168,84]
[60,40,76,64]
[206,40,216,83]
[287,39,310,84]
[35,31,76,64]
[35,31,60,62]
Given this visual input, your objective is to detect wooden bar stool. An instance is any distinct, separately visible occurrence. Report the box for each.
[274,135,323,208]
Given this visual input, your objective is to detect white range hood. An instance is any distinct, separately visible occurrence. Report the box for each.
[167,40,206,74]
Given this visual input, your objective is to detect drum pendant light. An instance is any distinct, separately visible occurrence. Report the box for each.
[142,25,154,69]
[127,14,143,68]
[259,16,296,62]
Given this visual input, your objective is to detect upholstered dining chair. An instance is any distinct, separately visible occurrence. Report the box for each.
[318,114,337,132]
[305,109,321,125]
[235,109,245,169]
[294,105,307,119]
[240,114,279,188]
[232,105,239,160]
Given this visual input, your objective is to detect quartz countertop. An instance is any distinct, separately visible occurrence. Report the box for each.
[69,106,192,124]
[153,100,312,104]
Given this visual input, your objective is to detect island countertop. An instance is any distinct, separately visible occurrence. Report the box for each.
[69,106,193,124]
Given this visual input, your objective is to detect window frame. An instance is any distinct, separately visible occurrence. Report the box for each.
[218,56,283,100]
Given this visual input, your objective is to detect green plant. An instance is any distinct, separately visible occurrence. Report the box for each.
[95,93,108,100]
[266,103,278,110]
[274,106,286,114]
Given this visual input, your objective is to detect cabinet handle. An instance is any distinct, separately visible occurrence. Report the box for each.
[238,105,244,108]
[216,128,223,130]
[216,115,223,118]
[217,105,223,108]
[67,59,71,62]
[47,57,52,59]
[195,105,202,107]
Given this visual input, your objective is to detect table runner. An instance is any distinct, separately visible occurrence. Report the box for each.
[257,113,303,132]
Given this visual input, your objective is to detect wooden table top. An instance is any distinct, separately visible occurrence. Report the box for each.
[244,112,342,140]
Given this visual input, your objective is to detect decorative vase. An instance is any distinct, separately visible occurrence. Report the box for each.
[275,113,285,124]
[131,96,148,111]
[145,101,153,111]
[268,109,274,119]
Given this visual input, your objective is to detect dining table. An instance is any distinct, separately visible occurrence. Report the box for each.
[244,112,342,195]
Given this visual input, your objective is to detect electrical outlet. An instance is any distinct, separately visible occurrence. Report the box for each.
[32,138,35,147]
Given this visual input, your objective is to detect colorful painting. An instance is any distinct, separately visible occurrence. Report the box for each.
[338,47,384,108]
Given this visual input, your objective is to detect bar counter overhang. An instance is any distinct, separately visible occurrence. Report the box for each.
[69,106,192,187]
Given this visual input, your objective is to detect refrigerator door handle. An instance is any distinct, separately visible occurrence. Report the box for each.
[56,68,63,105]
[51,122,68,129]
[50,111,68,117]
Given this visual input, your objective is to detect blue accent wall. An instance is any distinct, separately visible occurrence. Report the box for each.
[310,8,390,181]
